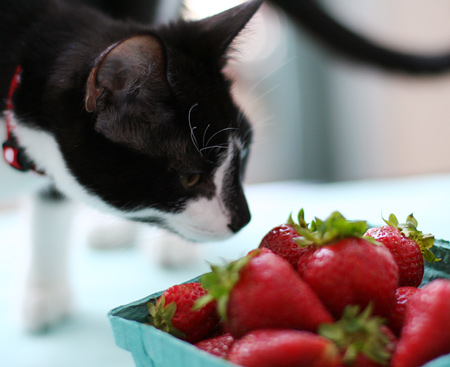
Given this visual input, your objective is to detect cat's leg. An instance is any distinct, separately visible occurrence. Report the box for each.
[21,186,76,332]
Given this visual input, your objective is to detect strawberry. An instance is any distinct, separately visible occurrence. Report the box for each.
[147,282,219,343]
[365,214,439,287]
[196,250,334,338]
[227,329,341,367]
[259,209,313,268]
[296,211,399,319]
[391,279,450,367]
[387,286,420,336]
[319,304,397,367]
[350,326,397,367]
[194,332,235,359]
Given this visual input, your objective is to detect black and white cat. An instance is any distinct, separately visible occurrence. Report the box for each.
[4,0,450,333]
[1,0,262,331]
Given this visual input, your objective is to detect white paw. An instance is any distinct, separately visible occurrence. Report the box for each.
[154,231,202,268]
[87,218,139,249]
[21,281,73,333]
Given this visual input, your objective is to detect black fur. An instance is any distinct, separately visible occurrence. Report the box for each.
[0,0,261,232]
[69,0,159,24]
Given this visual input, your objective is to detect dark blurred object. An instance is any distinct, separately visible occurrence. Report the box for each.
[269,0,450,74]
[69,0,161,23]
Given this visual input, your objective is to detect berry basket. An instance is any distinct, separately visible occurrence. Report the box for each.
[108,240,450,367]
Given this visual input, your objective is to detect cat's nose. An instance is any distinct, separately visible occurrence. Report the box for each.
[224,176,251,233]
[227,200,251,233]
[228,212,251,233]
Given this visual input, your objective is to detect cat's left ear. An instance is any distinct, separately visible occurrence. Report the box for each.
[196,0,264,61]
[85,34,166,112]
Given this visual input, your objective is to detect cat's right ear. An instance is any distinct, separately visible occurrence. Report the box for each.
[194,0,264,61]
[85,34,166,112]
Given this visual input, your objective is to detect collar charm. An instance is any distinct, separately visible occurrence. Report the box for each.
[2,66,41,173]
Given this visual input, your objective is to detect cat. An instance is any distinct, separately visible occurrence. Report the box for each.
[0,0,262,331]
[3,0,450,333]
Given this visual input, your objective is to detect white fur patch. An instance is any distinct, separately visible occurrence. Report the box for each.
[14,114,236,242]
[168,144,235,241]
[0,118,50,200]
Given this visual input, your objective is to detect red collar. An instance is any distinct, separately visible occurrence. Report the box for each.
[2,66,43,174]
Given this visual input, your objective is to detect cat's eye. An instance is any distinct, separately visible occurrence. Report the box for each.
[240,147,249,161]
[180,173,201,188]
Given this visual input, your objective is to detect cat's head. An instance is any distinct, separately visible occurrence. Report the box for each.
[59,0,263,242]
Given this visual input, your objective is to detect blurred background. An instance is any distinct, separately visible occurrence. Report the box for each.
[3,0,450,366]
[204,0,450,183]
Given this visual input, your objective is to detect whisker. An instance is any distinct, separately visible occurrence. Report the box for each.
[202,124,211,149]
[245,56,297,99]
[199,144,230,153]
[253,84,280,103]
[254,114,276,127]
[205,127,238,149]
[188,103,201,156]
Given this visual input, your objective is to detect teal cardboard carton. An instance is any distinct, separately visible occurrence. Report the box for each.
[109,241,450,367]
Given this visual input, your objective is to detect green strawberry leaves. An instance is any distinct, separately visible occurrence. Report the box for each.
[287,208,309,232]
[147,296,186,339]
[194,251,258,320]
[319,303,391,366]
[384,213,439,263]
[293,210,369,247]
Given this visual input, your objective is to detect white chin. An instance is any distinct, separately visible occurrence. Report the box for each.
[164,196,234,243]
[170,225,234,243]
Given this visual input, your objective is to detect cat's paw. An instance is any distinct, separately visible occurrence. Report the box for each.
[87,218,138,249]
[154,231,202,268]
[20,281,73,333]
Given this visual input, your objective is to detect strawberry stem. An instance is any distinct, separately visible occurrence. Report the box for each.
[194,251,259,320]
[383,213,440,263]
[319,303,391,366]
[287,208,309,232]
[147,296,186,339]
[294,211,369,247]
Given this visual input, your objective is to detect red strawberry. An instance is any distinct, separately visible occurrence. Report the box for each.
[387,286,420,336]
[296,211,399,318]
[365,214,439,287]
[319,304,397,367]
[247,246,273,257]
[391,279,450,367]
[259,209,313,268]
[194,332,235,359]
[196,250,334,338]
[227,329,341,367]
[147,282,219,343]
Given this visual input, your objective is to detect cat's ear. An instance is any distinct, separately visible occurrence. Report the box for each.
[85,34,165,112]
[195,0,263,60]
